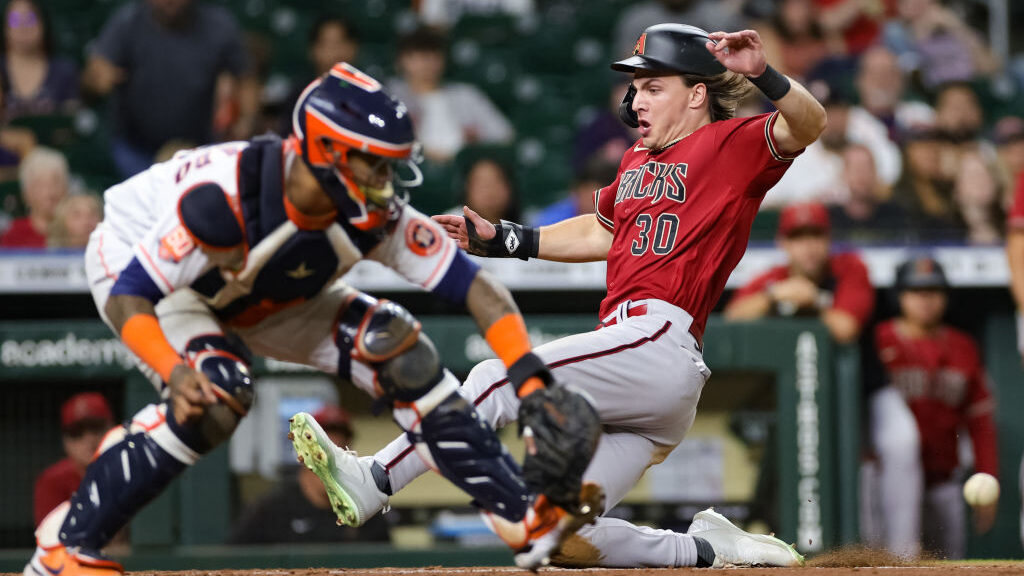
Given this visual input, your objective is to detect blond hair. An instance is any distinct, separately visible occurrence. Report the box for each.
[19,146,68,193]
[48,194,102,248]
[682,71,754,122]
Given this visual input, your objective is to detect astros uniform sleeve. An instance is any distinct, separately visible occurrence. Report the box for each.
[714,111,803,199]
[368,204,480,304]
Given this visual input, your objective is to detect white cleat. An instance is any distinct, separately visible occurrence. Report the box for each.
[288,412,389,527]
[687,508,805,568]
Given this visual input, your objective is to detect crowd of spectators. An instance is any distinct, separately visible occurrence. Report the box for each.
[0,0,1020,248]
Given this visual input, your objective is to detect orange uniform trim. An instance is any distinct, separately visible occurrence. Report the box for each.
[121,314,183,383]
[485,313,533,368]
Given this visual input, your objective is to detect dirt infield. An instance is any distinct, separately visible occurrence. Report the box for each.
[9,564,1020,576]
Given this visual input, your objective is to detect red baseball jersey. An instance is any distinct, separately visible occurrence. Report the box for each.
[874,320,998,484]
[595,111,801,338]
[1007,171,1024,228]
[729,252,875,329]
[34,457,82,524]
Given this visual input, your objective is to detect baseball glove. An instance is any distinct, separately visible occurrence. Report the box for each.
[517,384,601,512]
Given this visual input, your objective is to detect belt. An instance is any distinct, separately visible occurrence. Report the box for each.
[598,300,703,352]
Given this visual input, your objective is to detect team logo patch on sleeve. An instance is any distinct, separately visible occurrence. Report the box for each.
[405,219,441,257]
[159,225,196,262]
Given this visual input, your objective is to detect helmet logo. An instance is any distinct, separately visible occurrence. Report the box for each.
[915,259,934,275]
[633,33,647,56]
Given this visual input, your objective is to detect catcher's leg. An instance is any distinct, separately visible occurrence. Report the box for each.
[28,335,253,576]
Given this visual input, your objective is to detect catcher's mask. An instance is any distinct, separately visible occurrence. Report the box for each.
[293,62,423,231]
[611,23,726,128]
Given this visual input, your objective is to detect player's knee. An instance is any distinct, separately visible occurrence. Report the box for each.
[378,334,444,402]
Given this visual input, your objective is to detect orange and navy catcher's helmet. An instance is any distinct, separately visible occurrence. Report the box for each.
[292,62,422,230]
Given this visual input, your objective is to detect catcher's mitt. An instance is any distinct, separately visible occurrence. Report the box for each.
[517,384,601,512]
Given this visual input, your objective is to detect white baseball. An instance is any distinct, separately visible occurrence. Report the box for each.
[963,472,1000,507]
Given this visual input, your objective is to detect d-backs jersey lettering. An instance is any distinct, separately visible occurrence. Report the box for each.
[595,111,801,338]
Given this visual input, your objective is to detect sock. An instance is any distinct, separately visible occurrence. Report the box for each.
[694,536,716,568]
[371,460,393,496]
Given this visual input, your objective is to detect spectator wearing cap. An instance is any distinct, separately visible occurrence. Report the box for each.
[861,256,998,559]
[763,79,901,208]
[229,404,390,544]
[386,26,512,165]
[828,143,910,244]
[725,202,874,344]
[34,393,115,524]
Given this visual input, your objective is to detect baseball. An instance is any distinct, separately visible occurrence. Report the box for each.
[963,472,1000,507]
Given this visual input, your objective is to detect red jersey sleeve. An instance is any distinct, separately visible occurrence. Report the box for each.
[594,171,621,232]
[1008,172,1024,229]
[831,252,875,329]
[960,335,999,477]
[714,111,804,199]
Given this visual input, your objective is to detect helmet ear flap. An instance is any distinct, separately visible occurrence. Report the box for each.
[619,83,639,128]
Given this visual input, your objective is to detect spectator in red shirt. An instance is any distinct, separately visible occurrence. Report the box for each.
[861,256,998,559]
[34,393,115,525]
[724,201,874,343]
[0,146,68,248]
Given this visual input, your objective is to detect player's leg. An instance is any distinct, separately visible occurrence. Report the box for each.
[27,292,254,576]
[921,480,966,559]
[870,386,923,558]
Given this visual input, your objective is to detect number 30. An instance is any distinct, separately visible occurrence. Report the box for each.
[630,213,679,256]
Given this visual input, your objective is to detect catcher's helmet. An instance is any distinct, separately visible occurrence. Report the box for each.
[611,24,726,128]
[293,62,422,230]
[894,256,949,291]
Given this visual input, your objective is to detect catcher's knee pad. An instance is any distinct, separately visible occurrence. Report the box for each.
[336,295,443,401]
[416,391,530,522]
[164,335,255,453]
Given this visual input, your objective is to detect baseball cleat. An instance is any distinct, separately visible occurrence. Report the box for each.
[25,545,123,576]
[288,412,389,527]
[686,508,805,567]
[485,483,605,571]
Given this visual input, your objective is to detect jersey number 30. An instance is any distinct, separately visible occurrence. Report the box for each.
[631,213,679,256]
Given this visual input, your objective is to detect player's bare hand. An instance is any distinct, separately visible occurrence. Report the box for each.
[972,501,997,534]
[431,206,496,255]
[706,30,768,77]
[168,364,218,425]
[771,276,820,308]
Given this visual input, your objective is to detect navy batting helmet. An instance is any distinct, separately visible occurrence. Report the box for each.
[293,63,422,230]
[612,24,727,128]
[895,256,949,291]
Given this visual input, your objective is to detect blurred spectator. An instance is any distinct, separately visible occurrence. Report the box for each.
[892,125,961,241]
[815,0,890,55]
[994,116,1024,186]
[34,392,115,525]
[453,156,521,223]
[853,45,934,143]
[613,0,745,59]
[277,15,359,136]
[764,80,901,207]
[828,143,909,243]
[387,27,513,165]
[0,0,78,121]
[48,193,101,248]
[754,0,830,82]
[861,256,997,559]
[933,82,984,145]
[418,0,534,30]
[82,0,255,178]
[954,151,1003,245]
[572,79,637,174]
[0,145,67,247]
[229,405,390,544]
[724,202,874,344]
[530,158,617,226]
[883,0,996,91]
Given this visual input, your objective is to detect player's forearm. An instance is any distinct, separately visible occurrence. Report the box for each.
[822,308,861,344]
[1005,232,1024,310]
[536,215,612,263]
[723,293,774,320]
[771,78,827,153]
[464,271,519,334]
[105,294,183,382]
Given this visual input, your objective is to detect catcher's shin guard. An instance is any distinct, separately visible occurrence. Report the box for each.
[394,373,531,522]
[58,416,186,549]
